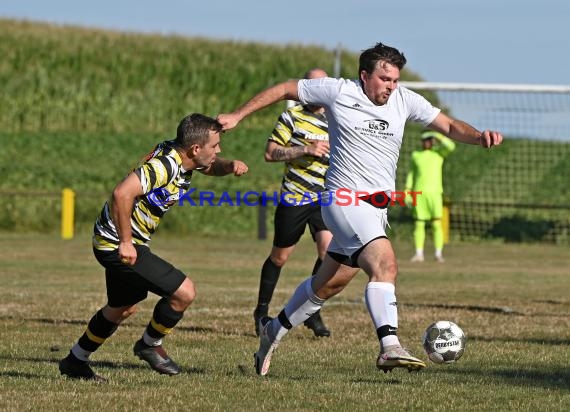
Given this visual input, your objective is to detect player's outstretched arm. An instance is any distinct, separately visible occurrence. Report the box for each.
[201,158,248,176]
[428,112,503,148]
[217,80,299,131]
[264,140,329,162]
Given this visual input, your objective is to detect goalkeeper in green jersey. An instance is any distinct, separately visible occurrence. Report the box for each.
[405,130,455,263]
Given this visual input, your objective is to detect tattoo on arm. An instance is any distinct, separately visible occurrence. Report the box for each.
[271,146,306,161]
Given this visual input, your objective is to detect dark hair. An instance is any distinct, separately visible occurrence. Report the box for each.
[175,113,223,149]
[358,42,407,75]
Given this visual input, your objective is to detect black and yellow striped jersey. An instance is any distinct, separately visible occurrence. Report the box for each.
[93,140,192,251]
[270,104,329,202]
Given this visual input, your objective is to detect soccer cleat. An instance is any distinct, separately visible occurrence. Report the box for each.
[410,254,424,263]
[254,316,279,376]
[253,304,269,337]
[303,310,331,337]
[435,255,445,263]
[376,345,426,372]
[59,355,107,382]
[133,339,181,375]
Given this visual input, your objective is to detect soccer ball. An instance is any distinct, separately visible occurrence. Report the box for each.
[422,320,466,364]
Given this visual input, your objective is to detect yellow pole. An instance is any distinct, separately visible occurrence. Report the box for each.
[61,188,75,240]
[442,204,450,244]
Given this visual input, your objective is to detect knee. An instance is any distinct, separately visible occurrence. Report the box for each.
[170,278,196,311]
[269,254,288,267]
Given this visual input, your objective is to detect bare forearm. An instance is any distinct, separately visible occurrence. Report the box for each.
[268,145,306,161]
[448,119,482,145]
[207,158,234,176]
[202,158,248,176]
[234,80,299,121]
[429,112,503,149]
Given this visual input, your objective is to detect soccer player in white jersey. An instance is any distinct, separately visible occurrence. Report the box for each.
[218,42,503,375]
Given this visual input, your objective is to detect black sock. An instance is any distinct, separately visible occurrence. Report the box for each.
[257,257,282,306]
[144,298,184,341]
[77,309,119,353]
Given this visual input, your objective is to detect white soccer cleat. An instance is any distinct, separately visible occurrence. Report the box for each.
[435,255,445,263]
[376,345,426,373]
[254,316,279,376]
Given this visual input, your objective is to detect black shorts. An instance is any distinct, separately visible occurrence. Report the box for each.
[273,202,328,248]
[93,245,186,308]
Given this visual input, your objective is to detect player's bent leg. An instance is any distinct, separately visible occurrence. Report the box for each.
[102,304,137,324]
[253,254,360,376]
[303,258,359,338]
[169,277,196,312]
[356,238,398,284]
[134,280,193,376]
[254,271,334,376]
[312,254,358,298]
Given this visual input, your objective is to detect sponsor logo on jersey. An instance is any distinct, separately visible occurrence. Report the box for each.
[365,119,389,131]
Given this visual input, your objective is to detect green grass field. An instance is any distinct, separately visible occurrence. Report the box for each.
[1,233,568,411]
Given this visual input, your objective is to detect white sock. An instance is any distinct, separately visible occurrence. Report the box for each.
[269,277,324,341]
[71,344,92,362]
[415,249,424,257]
[143,331,162,347]
[435,249,443,258]
[365,282,401,349]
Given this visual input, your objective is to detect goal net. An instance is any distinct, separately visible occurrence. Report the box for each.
[398,82,570,244]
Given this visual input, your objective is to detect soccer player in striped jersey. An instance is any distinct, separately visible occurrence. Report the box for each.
[59,113,248,381]
[218,42,503,376]
[405,131,456,263]
[253,68,333,338]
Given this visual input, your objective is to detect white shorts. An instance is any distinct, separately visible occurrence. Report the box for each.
[321,191,389,264]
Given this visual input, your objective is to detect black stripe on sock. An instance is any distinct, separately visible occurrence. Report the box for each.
[376,325,398,340]
[277,310,293,330]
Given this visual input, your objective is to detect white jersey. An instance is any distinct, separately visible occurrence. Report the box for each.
[297,77,440,194]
